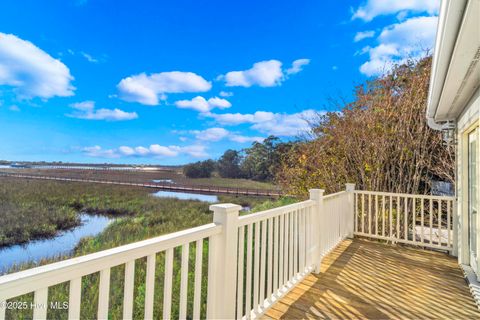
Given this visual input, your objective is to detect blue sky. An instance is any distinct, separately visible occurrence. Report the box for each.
[0,0,439,164]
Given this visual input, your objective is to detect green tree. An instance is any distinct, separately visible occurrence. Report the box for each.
[242,136,282,181]
[183,160,216,178]
[217,149,243,178]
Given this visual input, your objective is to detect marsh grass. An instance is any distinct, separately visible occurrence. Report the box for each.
[0,177,291,319]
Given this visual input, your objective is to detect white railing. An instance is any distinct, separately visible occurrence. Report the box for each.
[353,190,455,251]
[209,186,355,319]
[0,184,455,319]
[320,186,354,259]
[235,199,316,319]
[0,224,221,320]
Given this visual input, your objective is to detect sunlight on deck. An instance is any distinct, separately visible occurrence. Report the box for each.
[263,238,480,319]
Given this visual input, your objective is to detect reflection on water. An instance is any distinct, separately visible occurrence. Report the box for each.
[0,214,114,273]
[153,190,219,203]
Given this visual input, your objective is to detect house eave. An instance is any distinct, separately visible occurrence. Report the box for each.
[427,0,479,129]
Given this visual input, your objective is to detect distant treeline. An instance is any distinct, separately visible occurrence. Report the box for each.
[183,136,293,181]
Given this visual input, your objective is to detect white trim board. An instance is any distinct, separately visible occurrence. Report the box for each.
[461,264,480,309]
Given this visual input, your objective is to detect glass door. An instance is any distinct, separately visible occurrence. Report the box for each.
[468,128,478,272]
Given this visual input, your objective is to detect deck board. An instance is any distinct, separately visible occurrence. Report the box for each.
[263,238,480,319]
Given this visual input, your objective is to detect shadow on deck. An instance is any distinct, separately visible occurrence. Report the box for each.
[264,238,480,319]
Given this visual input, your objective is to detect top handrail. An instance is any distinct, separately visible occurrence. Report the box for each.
[323,191,347,200]
[354,189,455,200]
[0,223,221,301]
[238,200,315,227]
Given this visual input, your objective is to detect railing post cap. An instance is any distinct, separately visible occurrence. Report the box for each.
[309,188,325,194]
[345,183,356,191]
[209,203,242,213]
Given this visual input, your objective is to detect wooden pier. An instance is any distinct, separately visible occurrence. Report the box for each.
[0,172,282,197]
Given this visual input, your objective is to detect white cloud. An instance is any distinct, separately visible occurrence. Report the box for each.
[179,145,208,158]
[352,0,439,21]
[354,31,375,42]
[83,144,208,159]
[219,91,233,97]
[193,127,229,142]
[220,58,310,87]
[83,146,120,158]
[80,52,99,63]
[359,16,437,76]
[149,144,179,157]
[118,146,135,156]
[0,32,75,99]
[175,96,231,113]
[286,59,311,75]
[134,146,150,156]
[208,97,231,109]
[66,49,103,63]
[67,100,138,121]
[221,60,284,87]
[9,105,20,112]
[117,71,211,105]
[205,109,318,137]
[189,127,264,143]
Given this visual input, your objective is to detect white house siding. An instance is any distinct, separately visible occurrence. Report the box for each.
[456,87,480,266]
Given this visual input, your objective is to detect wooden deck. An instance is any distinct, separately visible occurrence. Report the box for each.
[264,238,480,319]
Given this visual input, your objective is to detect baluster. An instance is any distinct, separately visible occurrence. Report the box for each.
[123,261,135,320]
[163,248,174,319]
[279,214,285,288]
[273,215,279,294]
[68,278,82,320]
[421,199,425,244]
[98,269,111,320]
[259,220,267,309]
[382,195,385,237]
[412,197,417,242]
[368,194,372,235]
[283,212,289,285]
[193,239,203,320]
[289,211,294,279]
[389,196,393,238]
[299,208,305,272]
[267,217,273,300]
[404,197,408,241]
[361,194,365,233]
[179,243,190,319]
[353,193,359,232]
[245,224,253,319]
[33,288,48,320]
[430,199,433,245]
[447,200,451,247]
[438,199,442,245]
[144,254,156,319]
[253,222,260,313]
[293,209,299,276]
[396,196,400,240]
[236,227,245,319]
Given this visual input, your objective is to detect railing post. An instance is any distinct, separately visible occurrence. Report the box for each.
[207,203,241,319]
[452,198,458,257]
[309,189,325,273]
[345,183,356,239]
